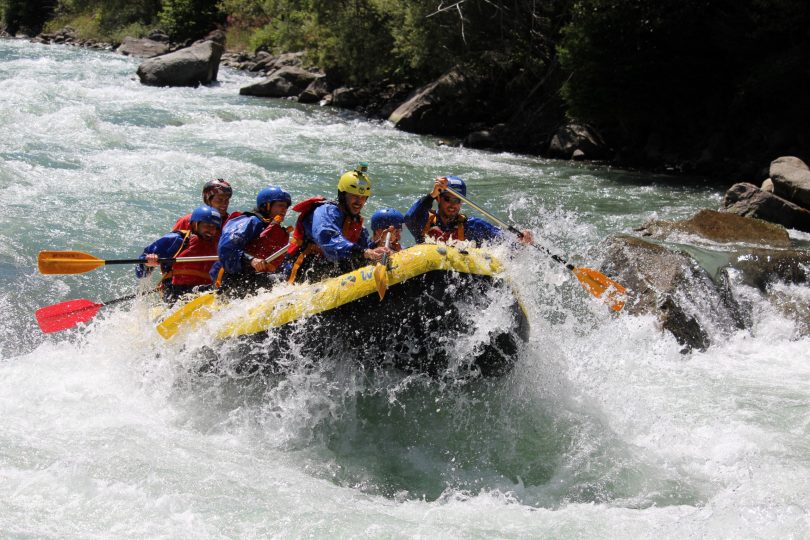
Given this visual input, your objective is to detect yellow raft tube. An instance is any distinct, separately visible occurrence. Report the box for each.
[157,244,529,377]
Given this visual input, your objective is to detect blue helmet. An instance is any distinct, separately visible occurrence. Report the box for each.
[370,208,405,231]
[444,176,466,197]
[257,186,292,208]
[190,205,222,228]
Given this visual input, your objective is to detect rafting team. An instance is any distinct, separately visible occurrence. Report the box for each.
[137,163,534,302]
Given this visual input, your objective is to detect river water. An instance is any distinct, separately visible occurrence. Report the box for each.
[1,39,808,538]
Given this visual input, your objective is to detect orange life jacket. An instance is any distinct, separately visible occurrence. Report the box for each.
[164,231,217,286]
[423,210,466,242]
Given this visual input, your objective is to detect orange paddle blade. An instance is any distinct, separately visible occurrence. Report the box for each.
[373,262,388,300]
[38,250,105,275]
[572,267,627,312]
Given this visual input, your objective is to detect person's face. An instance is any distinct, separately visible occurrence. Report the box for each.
[268,201,289,221]
[344,193,368,216]
[437,192,462,220]
[195,221,219,241]
[207,193,230,215]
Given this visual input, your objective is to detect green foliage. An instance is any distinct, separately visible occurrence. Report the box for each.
[2,0,57,35]
[558,0,810,147]
[47,0,159,37]
[159,0,223,41]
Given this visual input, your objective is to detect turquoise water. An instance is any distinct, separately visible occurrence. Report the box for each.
[1,38,808,538]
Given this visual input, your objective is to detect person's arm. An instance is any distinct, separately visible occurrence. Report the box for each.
[464,217,503,244]
[404,195,434,243]
[135,234,183,278]
[314,206,387,262]
[218,216,262,273]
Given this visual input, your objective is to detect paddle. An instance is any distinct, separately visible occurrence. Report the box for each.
[35,293,138,333]
[373,231,392,300]
[37,250,219,275]
[157,243,290,339]
[444,186,627,311]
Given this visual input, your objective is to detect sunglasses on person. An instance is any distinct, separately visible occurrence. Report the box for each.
[440,194,462,204]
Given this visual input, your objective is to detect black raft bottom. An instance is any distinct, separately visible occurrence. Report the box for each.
[209,270,530,378]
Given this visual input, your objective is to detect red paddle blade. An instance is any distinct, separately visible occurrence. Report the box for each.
[35,299,104,333]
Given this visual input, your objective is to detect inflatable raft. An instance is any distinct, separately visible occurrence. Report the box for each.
[158,244,529,377]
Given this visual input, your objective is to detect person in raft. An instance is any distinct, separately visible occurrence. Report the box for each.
[369,207,405,252]
[137,205,222,302]
[404,175,534,246]
[210,185,292,295]
[285,162,389,283]
[172,178,240,232]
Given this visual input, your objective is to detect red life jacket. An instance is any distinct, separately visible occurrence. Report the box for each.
[423,210,466,242]
[244,216,290,272]
[168,231,218,286]
[172,211,240,233]
[287,198,363,283]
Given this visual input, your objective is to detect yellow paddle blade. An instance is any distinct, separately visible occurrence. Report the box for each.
[38,250,107,275]
[156,292,217,339]
[373,262,389,301]
[572,267,627,312]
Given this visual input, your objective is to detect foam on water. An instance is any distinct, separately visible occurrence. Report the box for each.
[2,38,808,538]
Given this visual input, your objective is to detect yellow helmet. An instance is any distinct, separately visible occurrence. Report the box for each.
[337,164,372,196]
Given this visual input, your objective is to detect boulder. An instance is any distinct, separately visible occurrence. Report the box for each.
[298,77,330,104]
[239,66,321,98]
[117,36,170,58]
[722,182,810,233]
[725,248,810,291]
[332,87,359,108]
[388,66,478,135]
[761,178,774,192]
[600,235,737,352]
[547,123,611,160]
[637,208,791,247]
[464,130,498,149]
[136,40,223,87]
[769,156,810,208]
[262,51,305,72]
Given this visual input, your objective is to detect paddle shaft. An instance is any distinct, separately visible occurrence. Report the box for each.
[380,232,391,267]
[443,187,573,270]
[260,244,290,264]
[110,255,220,266]
[99,293,139,307]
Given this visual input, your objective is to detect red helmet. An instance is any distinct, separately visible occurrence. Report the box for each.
[202,179,232,204]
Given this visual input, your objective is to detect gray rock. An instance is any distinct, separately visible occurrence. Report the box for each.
[722,182,810,233]
[761,178,774,192]
[601,235,737,352]
[725,248,810,291]
[464,130,498,149]
[548,123,611,160]
[638,208,791,247]
[239,66,321,98]
[332,87,359,108]
[769,156,810,209]
[136,40,223,87]
[388,66,472,134]
[298,77,330,104]
[117,36,170,58]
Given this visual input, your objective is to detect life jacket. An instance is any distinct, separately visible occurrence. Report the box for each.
[287,197,364,283]
[423,210,466,242]
[244,214,291,272]
[169,231,218,286]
